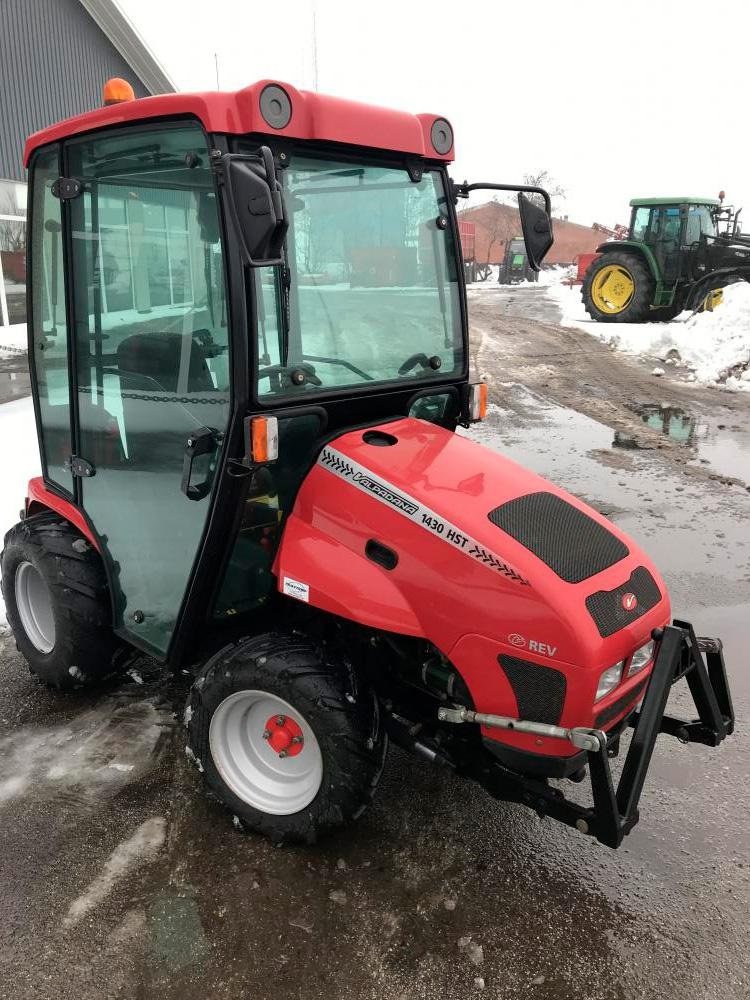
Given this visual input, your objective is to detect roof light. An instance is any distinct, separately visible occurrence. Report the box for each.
[259,84,292,129]
[103,78,135,106]
[430,118,453,155]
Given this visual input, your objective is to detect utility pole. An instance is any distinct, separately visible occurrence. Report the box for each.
[312,2,319,90]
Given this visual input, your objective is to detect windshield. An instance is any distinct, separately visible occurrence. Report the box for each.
[254,156,463,397]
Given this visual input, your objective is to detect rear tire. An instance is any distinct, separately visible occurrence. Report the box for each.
[582,252,654,322]
[1,512,123,689]
[186,632,387,843]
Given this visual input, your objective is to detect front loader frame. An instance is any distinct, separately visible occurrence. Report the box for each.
[475,621,734,848]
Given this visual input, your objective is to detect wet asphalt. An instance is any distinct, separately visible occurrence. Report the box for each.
[1,288,749,999]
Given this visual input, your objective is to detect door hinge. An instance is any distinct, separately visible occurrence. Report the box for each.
[68,455,96,478]
[51,177,83,201]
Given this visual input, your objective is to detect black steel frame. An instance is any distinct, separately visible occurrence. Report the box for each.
[480,620,735,848]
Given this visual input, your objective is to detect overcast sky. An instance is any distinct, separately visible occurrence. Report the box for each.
[120,0,750,227]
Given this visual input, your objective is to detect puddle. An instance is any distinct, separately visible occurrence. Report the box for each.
[627,401,750,486]
[462,385,750,611]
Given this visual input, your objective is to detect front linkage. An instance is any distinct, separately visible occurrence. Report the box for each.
[443,621,734,848]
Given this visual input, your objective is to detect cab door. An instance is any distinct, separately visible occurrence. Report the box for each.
[65,123,231,657]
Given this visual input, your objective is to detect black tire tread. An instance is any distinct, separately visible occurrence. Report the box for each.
[1,512,122,689]
[186,631,387,844]
[581,251,654,323]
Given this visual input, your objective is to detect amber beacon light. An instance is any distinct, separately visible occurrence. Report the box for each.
[102,77,135,106]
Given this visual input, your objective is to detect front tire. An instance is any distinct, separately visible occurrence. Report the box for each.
[1,512,123,688]
[582,252,654,322]
[186,632,387,843]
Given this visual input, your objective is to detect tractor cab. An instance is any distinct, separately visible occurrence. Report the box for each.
[3,81,733,849]
[628,197,719,282]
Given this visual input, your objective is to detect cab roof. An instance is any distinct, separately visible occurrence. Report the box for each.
[629,197,721,208]
[24,80,454,166]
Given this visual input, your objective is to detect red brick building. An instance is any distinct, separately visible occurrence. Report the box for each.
[458,201,604,266]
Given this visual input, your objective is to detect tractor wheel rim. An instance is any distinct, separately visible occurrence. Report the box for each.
[14,561,55,654]
[209,690,323,815]
[591,264,635,313]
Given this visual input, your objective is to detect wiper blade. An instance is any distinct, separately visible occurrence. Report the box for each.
[302,355,373,381]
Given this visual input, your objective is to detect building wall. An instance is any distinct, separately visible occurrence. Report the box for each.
[0,0,150,183]
[458,202,605,266]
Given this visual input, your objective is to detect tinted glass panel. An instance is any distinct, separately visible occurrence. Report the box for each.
[256,157,462,397]
[29,148,72,492]
[68,123,230,655]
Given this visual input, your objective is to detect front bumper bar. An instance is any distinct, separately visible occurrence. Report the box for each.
[479,620,735,848]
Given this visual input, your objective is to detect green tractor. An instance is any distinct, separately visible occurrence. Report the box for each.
[582,196,750,322]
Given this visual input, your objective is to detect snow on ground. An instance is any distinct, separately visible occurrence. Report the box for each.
[0,396,41,625]
[548,278,750,389]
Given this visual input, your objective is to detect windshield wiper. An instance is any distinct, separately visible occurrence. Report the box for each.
[302,355,373,381]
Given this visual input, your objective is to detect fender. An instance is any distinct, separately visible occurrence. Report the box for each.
[25,477,100,550]
[596,239,661,282]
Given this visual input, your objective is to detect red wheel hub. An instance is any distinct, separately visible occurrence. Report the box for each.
[263,714,304,757]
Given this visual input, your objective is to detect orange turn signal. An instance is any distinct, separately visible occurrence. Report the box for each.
[468,382,488,422]
[250,416,279,463]
[103,78,135,106]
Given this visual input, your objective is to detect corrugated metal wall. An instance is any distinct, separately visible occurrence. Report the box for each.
[0,0,151,182]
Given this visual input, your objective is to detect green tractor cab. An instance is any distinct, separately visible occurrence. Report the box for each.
[497,236,538,285]
[582,196,750,322]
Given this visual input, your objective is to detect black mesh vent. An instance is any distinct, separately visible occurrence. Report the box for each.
[498,655,567,726]
[586,566,661,638]
[595,677,648,729]
[488,492,629,584]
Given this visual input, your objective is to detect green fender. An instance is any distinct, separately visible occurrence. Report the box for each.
[595,240,661,282]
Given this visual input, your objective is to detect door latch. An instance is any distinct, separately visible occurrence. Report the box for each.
[68,455,95,478]
[51,177,83,201]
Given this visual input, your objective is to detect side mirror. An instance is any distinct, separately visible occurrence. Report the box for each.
[518,192,553,271]
[223,146,288,266]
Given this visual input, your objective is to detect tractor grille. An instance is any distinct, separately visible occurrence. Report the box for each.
[595,677,648,729]
[585,566,661,638]
[487,492,629,584]
[498,654,567,726]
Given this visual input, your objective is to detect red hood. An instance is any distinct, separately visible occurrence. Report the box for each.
[274,417,670,740]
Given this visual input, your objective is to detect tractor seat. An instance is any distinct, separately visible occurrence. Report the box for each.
[116,332,215,394]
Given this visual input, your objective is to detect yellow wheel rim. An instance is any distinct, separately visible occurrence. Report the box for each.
[590,264,635,314]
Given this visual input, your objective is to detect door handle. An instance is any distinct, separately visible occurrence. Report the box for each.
[181,426,216,501]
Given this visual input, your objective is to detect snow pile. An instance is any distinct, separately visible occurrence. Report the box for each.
[0,397,40,625]
[548,279,750,389]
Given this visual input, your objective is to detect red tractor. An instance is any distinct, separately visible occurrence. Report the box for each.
[1,79,733,847]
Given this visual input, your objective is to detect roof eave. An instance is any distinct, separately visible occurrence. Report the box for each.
[78,0,175,95]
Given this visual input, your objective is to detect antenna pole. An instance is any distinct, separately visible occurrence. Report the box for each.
[312,3,319,90]
[214,52,220,90]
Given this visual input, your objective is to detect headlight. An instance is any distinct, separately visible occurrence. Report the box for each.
[596,662,623,702]
[627,639,655,677]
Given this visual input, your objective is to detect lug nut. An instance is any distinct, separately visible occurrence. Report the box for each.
[276,715,286,726]
[262,729,271,739]
[291,735,304,745]
[279,749,288,758]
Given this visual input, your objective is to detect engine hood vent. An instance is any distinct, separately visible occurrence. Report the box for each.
[586,566,661,637]
[488,491,629,584]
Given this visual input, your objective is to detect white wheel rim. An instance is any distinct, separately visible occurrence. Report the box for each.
[208,690,323,815]
[14,561,56,654]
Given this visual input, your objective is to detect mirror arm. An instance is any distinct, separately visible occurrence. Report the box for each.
[451,180,551,217]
